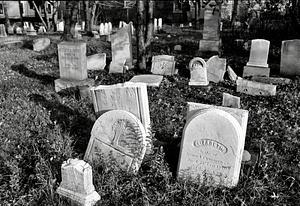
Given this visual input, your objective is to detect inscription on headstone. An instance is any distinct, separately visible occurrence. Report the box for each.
[33,38,50,52]
[151,55,176,75]
[189,57,209,86]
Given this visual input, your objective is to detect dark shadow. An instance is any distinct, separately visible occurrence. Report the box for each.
[11,64,57,85]
[28,93,95,154]
[22,39,33,50]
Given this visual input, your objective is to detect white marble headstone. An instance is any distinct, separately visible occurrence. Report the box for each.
[247,39,270,67]
[99,23,105,35]
[206,55,226,83]
[189,57,209,86]
[280,39,300,76]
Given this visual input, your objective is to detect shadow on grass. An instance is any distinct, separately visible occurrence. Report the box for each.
[11,64,56,85]
[28,93,94,154]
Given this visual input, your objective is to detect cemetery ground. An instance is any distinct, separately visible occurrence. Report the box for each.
[0,34,299,205]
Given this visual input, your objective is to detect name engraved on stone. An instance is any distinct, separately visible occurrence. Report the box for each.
[193,139,228,154]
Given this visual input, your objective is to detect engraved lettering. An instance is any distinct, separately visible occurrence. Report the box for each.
[193,139,228,154]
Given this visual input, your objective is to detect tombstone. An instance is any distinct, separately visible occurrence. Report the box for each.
[57,158,100,206]
[108,22,113,34]
[27,23,37,35]
[16,26,23,34]
[119,21,123,28]
[23,22,30,31]
[104,23,109,35]
[227,66,238,82]
[33,38,50,52]
[222,93,241,108]
[180,23,184,28]
[236,79,276,96]
[38,26,47,34]
[206,55,226,83]
[81,21,85,31]
[85,110,147,172]
[0,24,7,37]
[110,23,133,70]
[87,53,106,70]
[151,55,176,75]
[57,21,64,32]
[92,31,100,39]
[7,25,14,34]
[189,57,209,86]
[55,42,94,92]
[178,107,245,187]
[250,76,291,85]
[199,0,221,53]
[109,59,126,74]
[243,39,270,77]
[158,18,163,31]
[280,39,300,76]
[128,74,164,87]
[99,23,105,35]
[174,45,182,51]
[154,18,158,33]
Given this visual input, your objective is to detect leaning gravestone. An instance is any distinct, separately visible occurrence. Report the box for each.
[151,55,176,75]
[128,74,163,87]
[0,24,7,37]
[57,158,100,206]
[243,39,270,77]
[206,55,226,83]
[189,57,209,86]
[84,110,147,173]
[178,108,244,187]
[87,53,106,70]
[222,93,241,108]
[55,42,94,92]
[33,38,50,52]
[227,66,238,82]
[280,39,300,76]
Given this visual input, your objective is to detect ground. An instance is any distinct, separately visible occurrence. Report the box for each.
[0,34,299,205]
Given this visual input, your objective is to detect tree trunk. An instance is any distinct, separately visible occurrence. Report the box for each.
[51,1,58,32]
[32,1,48,29]
[84,1,92,34]
[18,1,24,27]
[62,1,78,40]
[3,2,10,32]
[136,0,146,70]
[44,2,50,30]
[231,0,239,25]
[146,0,154,60]
[90,3,97,28]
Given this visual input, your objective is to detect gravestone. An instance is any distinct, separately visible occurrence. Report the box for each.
[178,108,244,187]
[87,53,106,70]
[174,45,182,51]
[99,23,105,35]
[250,76,291,85]
[222,93,241,108]
[154,18,158,33]
[16,26,23,34]
[0,24,7,37]
[55,42,94,92]
[84,110,147,173]
[57,158,100,206]
[151,55,176,75]
[104,23,109,35]
[158,18,163,31]
[108,22,113,34]
[24,22,30,31]
[110,23,133,71]
[199,0,221,53]
[92,31,100,39]
[27,23,37,35]
[38,26,46,34]
[280,39,300,76]
[243,39,270,77]
[109,59,126,73]
[189,57,209,86]
[236,79,276,96]
[7,25,14,34]
[57,21,64,32]
[128,74,164,87]
[206,55,226,83]
[33,38,50,52]
[227,66,238,82]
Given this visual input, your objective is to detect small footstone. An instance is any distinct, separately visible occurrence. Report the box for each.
[222,93,241,108]
[128,74,163,87]
[54,78,95,93]
[242,150,251,162]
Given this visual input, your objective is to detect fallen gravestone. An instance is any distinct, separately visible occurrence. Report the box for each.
[243,39,270,77]
[227,66,238,82]
[178,108,244,187]
[0,24,7,37]
[151,55,176,75]
[84,110,147,173]
[33,38,50,52]
[87,53,106,70]
[280,39,300,76]
[236,79,276,96]
[128,74,164,87]
[174,45,182,51]
[250,76,291,85]
[57,158,100,206]
[206,55,226,83]
[189,57,209,86]
[222,93,241,108]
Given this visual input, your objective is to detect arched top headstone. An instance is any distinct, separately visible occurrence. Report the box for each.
[84,110,147,173]
[189,57,208,86]
[247,39,270,67]
[178,108,243,187]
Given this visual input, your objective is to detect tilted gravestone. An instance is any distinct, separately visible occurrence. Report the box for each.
[189,57,209,86]
[243,39,270,77]
[227,66,238,82]
[0,24,7,37]
[237,79,276,96]
[178,102,248,187]
[128,74,164,87]
[87,53,106,70]
[33,38,50,52]
[151,55,176,75]
[57,158,100,206]
[280,39,300,76]
[222,93,241,108]
[55,42,94,92]
[206,55,226,83]
[84,110,147,173]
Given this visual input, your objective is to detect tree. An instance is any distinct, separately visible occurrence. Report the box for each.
[3,2,10,32]
[18,0,24,27]
[62,1,79,40]
[84,1,97,34]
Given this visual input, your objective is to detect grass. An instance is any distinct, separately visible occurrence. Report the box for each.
[0,34,299,205]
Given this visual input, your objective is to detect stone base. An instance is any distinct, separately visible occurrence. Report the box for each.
[242,65,270,78]
[57,186,100,206]
[109,60,126,73]
[128,75,163,87]
[199,39,220,52]
[188,81,209,86]
[250,76,291,85]
[236,79,276,96]
[54,78,95,93]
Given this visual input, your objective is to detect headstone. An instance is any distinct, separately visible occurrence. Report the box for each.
[222,93,241,108]
[178,108,244,187]
[81,21,85,31]
[250,76,291,85]
[24,22,30,31]
[199,0,221,53]
[16,26,23,34]
[243,39,270,77]
[0,24,7,37]
[104,23,109,35]
[158,18,163,31]
[87,53,106,70]
[180,23,184,28]
[151,55,176,75]
[119,21,123,28]
[33,38,51,52]
[128,74,164,87]
[206,55,226,83]
[38,26,47,34]
[57,21,64,32]
[92,31,100,39]
[85,110,147,172]
[111,23,133,69]
[236,79,276,96]
[280,39,300,76]
[189,57,209,86]
[174,45,182,51]
[57,158,100,206]
[154,18,158,33]
[27,23,37,35]
[108,22,113,34]
[109,59,126,73]
[227,66,238,82]
[7,25,14,34]
[99,23,105,35]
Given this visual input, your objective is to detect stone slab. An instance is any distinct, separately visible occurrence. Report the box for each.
[84,110,147,173]
[242,65,270,78]
[206,55,226,83]
[54,78,95,93]
[236,79,276,96]
[109,59,126,73]
[151,55,176,76]
[280,39,300,76]
[87,53,106,70]
[250,76,291,85]
[33,38,50,52]
[128,75,163,87]
[222,93,241,108]
[227,66,238,82]
[199,40,220,52]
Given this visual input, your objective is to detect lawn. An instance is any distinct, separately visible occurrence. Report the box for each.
[0,34,299,205]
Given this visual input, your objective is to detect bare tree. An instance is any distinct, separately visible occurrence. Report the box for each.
[62,1,79,40]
